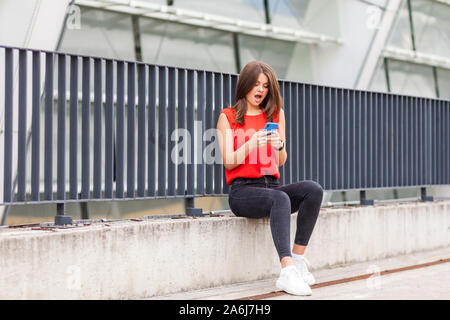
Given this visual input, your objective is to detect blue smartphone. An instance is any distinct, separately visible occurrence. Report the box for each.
[263,122,278,135]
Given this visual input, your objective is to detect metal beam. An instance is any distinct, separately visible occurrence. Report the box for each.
[74,0,342,45]
[382,46,450,70]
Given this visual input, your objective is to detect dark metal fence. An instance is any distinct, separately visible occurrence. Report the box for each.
[1,45,449,223]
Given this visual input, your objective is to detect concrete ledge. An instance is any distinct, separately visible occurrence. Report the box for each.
[1,200,449,299]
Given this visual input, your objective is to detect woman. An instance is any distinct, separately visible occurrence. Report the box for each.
[216,61,324,296]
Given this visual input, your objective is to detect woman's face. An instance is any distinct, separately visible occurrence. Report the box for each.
[245,72,269,107]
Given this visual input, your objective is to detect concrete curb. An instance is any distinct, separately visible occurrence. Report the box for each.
[0,200,449,299]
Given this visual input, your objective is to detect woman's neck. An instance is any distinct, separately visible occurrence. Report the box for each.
[246,103,263,115]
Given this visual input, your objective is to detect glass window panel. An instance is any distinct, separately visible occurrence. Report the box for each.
[269,0,340,38]
[59,7,135,61]
[369,58,388,93]
[436,68,450,100]
[388,59,436,98]
[411,0,450,57]
[139,18,235,73]
[386,0,413,50]
[238,34,313,83]
[172,0,265,24]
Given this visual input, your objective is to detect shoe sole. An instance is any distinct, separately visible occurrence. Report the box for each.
[276,280,312,296]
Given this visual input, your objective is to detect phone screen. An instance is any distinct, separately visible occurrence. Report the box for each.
[264,122,278,135]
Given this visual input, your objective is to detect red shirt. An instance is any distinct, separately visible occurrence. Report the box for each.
[220,107,281,185]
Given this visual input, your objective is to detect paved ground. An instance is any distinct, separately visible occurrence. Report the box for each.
[149,247,450,300]
[266,262,450,300]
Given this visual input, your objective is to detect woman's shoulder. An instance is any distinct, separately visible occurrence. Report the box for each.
[220,107,235,116]
[220,107,236,123]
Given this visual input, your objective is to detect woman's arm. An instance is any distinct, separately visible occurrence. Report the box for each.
[216,113,267,171]
[270,109,287,167]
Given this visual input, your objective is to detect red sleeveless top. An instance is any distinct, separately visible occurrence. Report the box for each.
[220,107,281,185]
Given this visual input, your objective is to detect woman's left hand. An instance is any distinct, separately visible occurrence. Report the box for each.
[266,130,284,150]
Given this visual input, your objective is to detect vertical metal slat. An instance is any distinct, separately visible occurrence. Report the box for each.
[299,84,306,182]
[69,55,78,200]
[284,82,292,184]
[3,48,13,203]
[44,52,53,200]
[104,59,114,198]
[291,83,299,184]
[147,65,156,197]
[205,71,213,194]
[304,84,312,181]
[116,61,125,198]
[137,64,146,197]
[158,66,167,196]
[93,58,102,199]
[81,57,91,200]
[127,62,136,198]
[17,49,27,202]
[222,73,231,194]
[57,54,66,201]
[167,67,176,196]
[317,85,324,188]
[331,88,338,190]
[197,71,205,195]
[186,70,195,196]
[214,73,222,195]
[338,89,344,189]
[177,69,186,196]
[31,51,41,201]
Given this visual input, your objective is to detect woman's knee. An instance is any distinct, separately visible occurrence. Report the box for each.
[270,190,291,209]
[304,180,324,199]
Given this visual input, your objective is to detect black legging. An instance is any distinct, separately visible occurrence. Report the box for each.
[228,175,324,260]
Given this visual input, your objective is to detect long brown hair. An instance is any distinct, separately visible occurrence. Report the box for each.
[232,61,283,125]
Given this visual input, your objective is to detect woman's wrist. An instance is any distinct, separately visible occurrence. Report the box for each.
[276,140,285,151]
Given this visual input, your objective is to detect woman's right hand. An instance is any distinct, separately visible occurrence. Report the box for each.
[248,130,270,151]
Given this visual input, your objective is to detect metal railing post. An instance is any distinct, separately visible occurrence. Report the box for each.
[185,196,202,217]
[420,187,433,202]
[55,203,72,225]
[360,190,374,206]
[78,193,89,220]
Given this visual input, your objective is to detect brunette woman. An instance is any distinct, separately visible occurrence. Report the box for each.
[216,61,323,296]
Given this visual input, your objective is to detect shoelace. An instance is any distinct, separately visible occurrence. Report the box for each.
[286,267,304,282]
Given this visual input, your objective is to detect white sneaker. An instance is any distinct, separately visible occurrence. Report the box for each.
[276,265,312,296]
[293,255,316,285]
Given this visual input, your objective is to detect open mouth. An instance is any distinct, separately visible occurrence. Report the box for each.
[254,94,263,102]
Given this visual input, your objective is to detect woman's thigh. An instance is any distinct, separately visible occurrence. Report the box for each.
[228,186,290,219]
